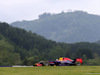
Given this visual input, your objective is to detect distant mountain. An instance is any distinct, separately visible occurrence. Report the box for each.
[11,11,100,43]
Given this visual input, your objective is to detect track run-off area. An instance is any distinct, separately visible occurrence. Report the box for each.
[0,66,100,75]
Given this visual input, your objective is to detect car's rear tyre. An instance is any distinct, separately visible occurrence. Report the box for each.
[76,61,81,66]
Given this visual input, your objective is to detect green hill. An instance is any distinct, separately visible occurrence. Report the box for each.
[1,22,100,66]
[0,22,58,65]
[11,11,100,43]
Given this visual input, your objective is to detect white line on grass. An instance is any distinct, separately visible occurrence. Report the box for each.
[86,73,100,74]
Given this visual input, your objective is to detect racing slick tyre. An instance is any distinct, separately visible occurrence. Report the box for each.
[76,61,81,66]
[43,61,50,66]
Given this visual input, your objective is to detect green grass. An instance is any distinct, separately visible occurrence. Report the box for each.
[0,66,100,75]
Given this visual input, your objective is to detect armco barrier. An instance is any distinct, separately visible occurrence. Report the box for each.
[0,65,33,67]
[0,66,12,67]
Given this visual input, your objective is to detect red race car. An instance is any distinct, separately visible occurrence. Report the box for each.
[33,57,82,66]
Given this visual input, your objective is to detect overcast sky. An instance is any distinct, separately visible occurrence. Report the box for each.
[0,0,100,23]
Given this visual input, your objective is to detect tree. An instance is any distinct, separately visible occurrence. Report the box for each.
[49,46,66,60]
[76,48,93,59]
[93,53,99,59]
[0,40,21,65]
[82,54,87,65]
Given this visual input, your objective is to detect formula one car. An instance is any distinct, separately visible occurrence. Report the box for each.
[33,57,82,66]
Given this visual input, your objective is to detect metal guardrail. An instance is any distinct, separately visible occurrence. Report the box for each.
[0,65,33,67]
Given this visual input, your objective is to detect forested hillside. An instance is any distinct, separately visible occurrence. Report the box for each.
[11,11,100,43]
[0,22,100,66]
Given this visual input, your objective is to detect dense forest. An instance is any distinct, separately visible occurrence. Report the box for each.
[0,22,100,66]
[11,10,100,43]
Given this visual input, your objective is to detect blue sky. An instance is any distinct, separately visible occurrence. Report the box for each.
[0,0,100,23]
